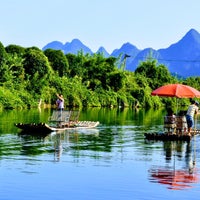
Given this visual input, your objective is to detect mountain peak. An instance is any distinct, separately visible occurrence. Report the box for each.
[159,28,200,56]
[96,46,110,57]
[64,39,84,48]
[111,42,140,57]
[42,41,64,51]
[186,28,199,36]
[182,28,200,43]
[71,38,83,45]
[63,39,92,54]
[121,42,137,47]
[41,29,200,77]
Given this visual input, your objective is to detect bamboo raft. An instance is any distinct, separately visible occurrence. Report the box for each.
[144,130,200,142]
[15,110,99,134]
[144,114,200,141]
[15,121,100,133]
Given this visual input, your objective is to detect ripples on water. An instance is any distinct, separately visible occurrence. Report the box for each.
[1,109,200,200]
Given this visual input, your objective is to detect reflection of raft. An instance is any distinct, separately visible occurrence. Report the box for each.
[144,133,191,141]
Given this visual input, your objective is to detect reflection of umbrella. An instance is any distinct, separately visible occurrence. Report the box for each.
[149,168,199,190]
[151,83,200,98]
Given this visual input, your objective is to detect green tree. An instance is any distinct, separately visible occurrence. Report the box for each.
[135,59,174,89]
[5,45,25,86]
[44,49,69,77]
[66,51,88,78]
[5,44,25,56]
[184,77,200,91]
[22,48,54,100]
[0,42,11,84]
[23,48,52,80]
[83,54,117,90]
[108,71,126,92]
[0,42,7,67]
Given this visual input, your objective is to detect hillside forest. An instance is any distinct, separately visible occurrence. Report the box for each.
[0,42,200,110]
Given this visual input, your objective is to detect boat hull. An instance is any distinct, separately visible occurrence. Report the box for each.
[15,121,100,134]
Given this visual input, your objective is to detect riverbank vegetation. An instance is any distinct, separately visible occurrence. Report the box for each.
[0,41,199,110]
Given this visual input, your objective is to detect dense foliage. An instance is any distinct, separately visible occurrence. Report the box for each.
[0,41,199,110]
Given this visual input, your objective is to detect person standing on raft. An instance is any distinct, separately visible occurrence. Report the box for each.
[186,99,199,136]
[56,94,64,111]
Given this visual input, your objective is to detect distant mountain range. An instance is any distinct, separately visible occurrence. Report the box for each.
[42,28,200,78]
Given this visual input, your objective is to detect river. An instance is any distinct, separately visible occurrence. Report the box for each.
[0,108,200,200]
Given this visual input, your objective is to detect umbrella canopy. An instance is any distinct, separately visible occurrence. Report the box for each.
[151,84,200,98]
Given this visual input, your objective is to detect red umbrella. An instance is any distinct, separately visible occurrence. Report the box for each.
[151,84,200,98]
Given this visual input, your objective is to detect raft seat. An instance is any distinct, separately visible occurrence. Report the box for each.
[69,110,80,125]
[164,116,176,134]
[175,116,188,135]
[48,111,72,127]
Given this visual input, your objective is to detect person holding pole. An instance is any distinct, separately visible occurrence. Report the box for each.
[56,94,64,111]
[186,99,199,136]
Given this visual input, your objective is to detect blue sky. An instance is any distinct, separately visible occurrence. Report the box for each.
[1,0,200,53]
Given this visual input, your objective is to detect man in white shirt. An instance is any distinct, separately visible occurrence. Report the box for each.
[186,100,199,135]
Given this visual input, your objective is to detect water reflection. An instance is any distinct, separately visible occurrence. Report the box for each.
[149,167,198,190]
[18,133,52,156]
[53,133,64,161]
[2,108,200,200]
[16,128,100,163]
[46,129,100,161]
[148,140,199,190]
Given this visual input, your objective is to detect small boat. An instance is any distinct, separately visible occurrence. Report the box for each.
[15,110,100,134]
[15,121,100,133]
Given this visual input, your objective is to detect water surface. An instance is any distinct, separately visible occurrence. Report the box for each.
[0,108,200,200]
